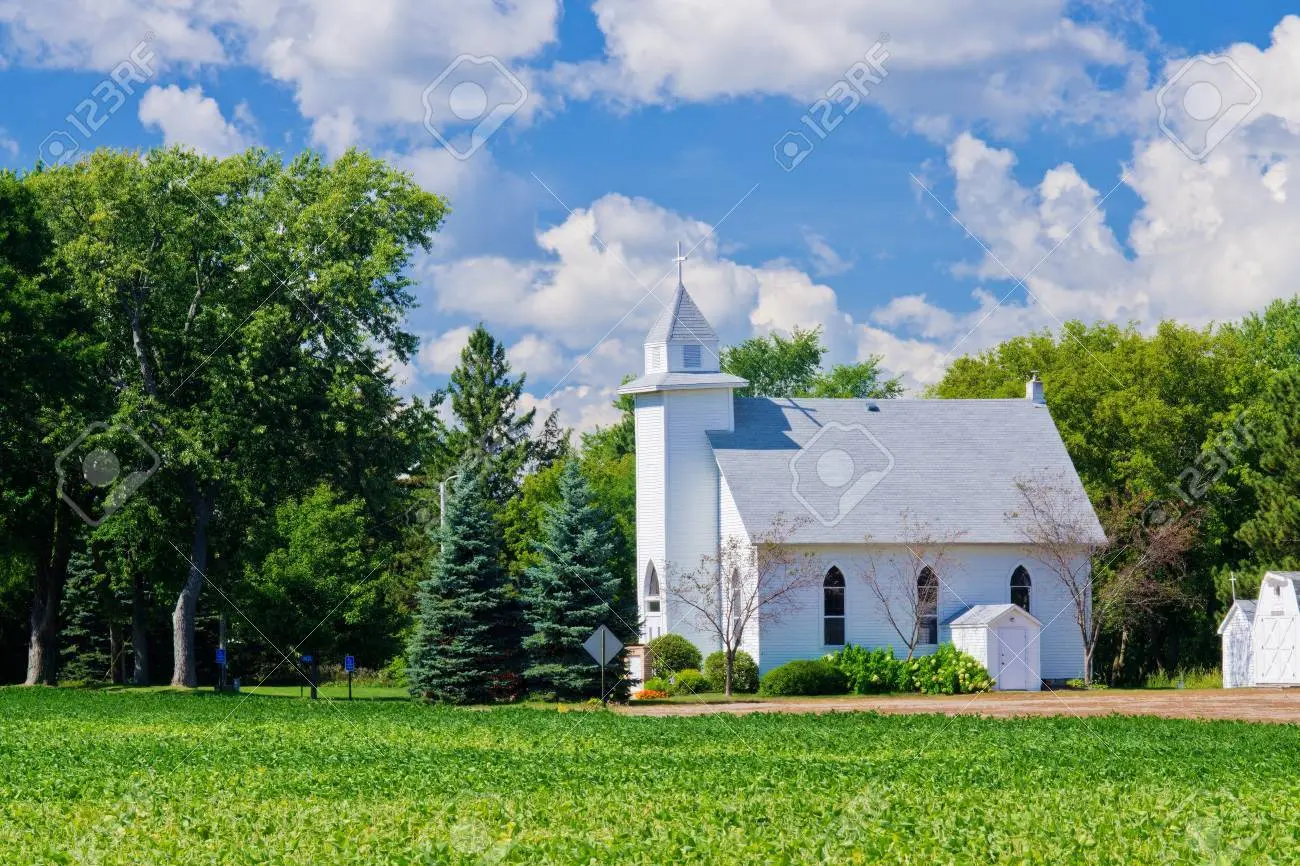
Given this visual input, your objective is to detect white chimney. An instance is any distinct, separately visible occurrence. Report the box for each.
[1026,370,1045,404]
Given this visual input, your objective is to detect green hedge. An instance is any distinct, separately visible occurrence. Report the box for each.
[758,659,848,697]
[703,650,759,693]
[667,669,708,696]
[826,643,994,696]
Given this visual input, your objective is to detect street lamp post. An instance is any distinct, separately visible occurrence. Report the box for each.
[438,473,461,529]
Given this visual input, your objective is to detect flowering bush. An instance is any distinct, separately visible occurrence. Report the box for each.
[826,643,993,695]
[632,689,669,700]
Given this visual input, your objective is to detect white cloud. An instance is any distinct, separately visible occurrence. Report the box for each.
[0,127,17,156]
[558,0,1140,132]
[138,84,252,155]
[803,230,854,277]
[417,326,473,375]
[508,334,568,379]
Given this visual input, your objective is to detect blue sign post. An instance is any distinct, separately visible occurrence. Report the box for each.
[300,655,317,700]
[215,646,227,692]
[344,655,355,701]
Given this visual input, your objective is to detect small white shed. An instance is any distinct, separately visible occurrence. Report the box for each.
[1217,599,1256,689]
[947,604,1042,691]
[1252,572,1300,686]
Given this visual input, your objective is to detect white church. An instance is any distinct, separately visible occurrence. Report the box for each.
[618,267,1106,690]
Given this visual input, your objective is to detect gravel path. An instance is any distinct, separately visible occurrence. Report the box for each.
[619,687,1300,723]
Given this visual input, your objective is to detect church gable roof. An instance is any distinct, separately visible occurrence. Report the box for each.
[645,285,719,344]
[707,397,1106,545]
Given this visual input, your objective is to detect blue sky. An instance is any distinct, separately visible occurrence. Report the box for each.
[3,2,1299,430]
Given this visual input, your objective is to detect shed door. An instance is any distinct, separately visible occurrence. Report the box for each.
[995,627,1030,690]
[1256,616,1300,684]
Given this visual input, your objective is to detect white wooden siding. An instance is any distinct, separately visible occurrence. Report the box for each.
[756,544,1085,680]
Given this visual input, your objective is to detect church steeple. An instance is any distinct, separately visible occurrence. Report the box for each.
[642,243,720,375]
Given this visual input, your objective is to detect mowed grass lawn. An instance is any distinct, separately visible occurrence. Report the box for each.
[0,689,1294,864]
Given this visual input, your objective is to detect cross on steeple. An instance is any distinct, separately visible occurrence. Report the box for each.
[1229,572,1238,600]
[674,241,687,286]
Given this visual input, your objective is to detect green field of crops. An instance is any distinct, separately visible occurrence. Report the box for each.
[0,688,1294,864]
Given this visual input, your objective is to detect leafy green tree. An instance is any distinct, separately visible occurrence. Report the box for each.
[723,327,824,397]
[0,170,103,685]
[722,325,900,399]
[520,462,637,700]
[30,147,447,686]
[407,463,520,703]
[242,484,397,667]
[1238,367,1300,570]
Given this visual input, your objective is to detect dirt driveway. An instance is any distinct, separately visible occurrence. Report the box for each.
[620,688,1300,723]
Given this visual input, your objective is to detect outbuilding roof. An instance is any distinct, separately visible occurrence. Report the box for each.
[945,603,1042,628]
[1216,599,1257,634]
[708,397,1106,545]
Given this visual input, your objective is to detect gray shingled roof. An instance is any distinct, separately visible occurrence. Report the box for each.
[707,397,1106,545]
[1217,599,1256,633]
[644,285,719,344]
[946,603,1041,628]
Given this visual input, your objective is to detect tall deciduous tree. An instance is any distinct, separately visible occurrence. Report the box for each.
[521,461,637,701]
[721,325,900,399]
[1238,367,1300,570]
[407,463,520,703]
[31,147,447,686]
[0,171,102,685]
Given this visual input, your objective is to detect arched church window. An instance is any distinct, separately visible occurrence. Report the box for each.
[917,567,938,645]
[645,563,661,614]
[823,567,845,646]
[1010,565,1031,613]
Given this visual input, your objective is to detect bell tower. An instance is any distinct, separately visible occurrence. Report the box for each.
[619,244,747,649]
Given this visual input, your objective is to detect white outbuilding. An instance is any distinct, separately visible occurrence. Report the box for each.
[946,604,1042,691]
[1252,572,1300,686]
[1216,599,1255,689]
[1218,572,1300,688]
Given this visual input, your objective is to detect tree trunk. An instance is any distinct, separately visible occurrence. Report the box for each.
[24,506,75,686]
[132,568,150,685]
[171,486,213,688]
[724,650,734,698]
[108,620,122,684]
[1110,625,1129,687]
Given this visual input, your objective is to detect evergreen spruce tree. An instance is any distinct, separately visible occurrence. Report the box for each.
[407,463,521,703]
[59,548,110,684]
[521,461,638,701]
[429,325,564,507]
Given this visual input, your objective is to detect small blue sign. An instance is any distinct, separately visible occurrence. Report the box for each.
[215,647,226,665]
[344,655,356,673]
[300,654,313,664]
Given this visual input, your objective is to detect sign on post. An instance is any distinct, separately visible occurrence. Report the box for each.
[344,654,356,701]
[583,625,623,705]
[215,647,226,665]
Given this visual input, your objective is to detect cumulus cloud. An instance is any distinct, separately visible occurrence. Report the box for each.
[138,84,252,155]
[556,0,1141,133]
